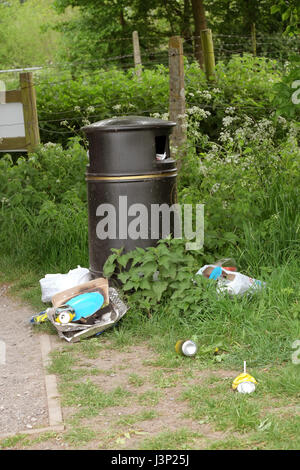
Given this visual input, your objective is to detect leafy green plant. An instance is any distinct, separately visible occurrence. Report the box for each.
[103,237,206,317]
[272,55,300,118]
[0,138,89,271]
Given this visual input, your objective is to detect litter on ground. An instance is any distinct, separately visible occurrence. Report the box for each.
[196,262,265,296]
[31,276,128,343]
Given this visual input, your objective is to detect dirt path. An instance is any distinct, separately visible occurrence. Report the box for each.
[0,286,49,436]
[0,284,236,449]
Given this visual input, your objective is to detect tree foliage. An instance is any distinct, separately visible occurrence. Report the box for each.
[271,0,300,35]
[0,0,63,68]
[53,0,285,67]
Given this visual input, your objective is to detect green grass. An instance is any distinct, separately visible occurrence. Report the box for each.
[0,434,30,449]
[117,410,159,427]
[150,370,179,388]
[107,259,300,370]
[63,427,97,447]
[137,390,163,407]
[61,380,132,417]
[0,432,59,450]
[0,247,299,450]
[181,383,261,432]
[139,428,200,450]
[180,367,300,437]
[207,414,300,450]
[128,373,146,387]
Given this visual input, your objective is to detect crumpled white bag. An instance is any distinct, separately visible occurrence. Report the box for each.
[196,265,265,296]
[39,265,92,303]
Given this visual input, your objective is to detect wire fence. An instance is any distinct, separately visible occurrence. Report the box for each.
[2,31,299,75]
[1,31,299,147]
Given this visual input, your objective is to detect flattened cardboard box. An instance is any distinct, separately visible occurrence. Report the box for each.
[48,281,128,343]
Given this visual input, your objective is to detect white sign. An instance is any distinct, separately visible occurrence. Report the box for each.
[0,102,25,138]
[0,101,26,152]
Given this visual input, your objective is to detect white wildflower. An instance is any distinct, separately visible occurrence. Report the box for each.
[222,116,235,127]
[222,200,228,209]
[44,142,57,147]
[195,90,212,100]
[219,131,233,144]
[225,107,235,115]
[277,116,287,127]
[211,183,220,193]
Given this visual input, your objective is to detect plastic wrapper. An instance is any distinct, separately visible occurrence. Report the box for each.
[39,266,91,303]
[196,264,265,296]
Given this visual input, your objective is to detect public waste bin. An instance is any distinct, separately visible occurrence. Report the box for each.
[82,116,178,277]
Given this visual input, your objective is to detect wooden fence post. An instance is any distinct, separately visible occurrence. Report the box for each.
[169,36,186,167]
[20,72,40,152]
[251,23,257,57]
[200,29,216,81]
[132,30,142,78]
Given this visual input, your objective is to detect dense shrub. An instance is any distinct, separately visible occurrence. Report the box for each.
[0,138,89,271]
[36,66,170,145]
[36,55,282,146]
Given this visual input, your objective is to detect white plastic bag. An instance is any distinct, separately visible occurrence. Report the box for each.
[216,270,264,296]
[196,265,264,296]
[39,266,92,303]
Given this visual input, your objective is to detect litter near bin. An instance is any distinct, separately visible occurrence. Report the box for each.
[39,266,91,303]
[232,361,257,394]
[48,287,128,343]
[51,277,109,309]
[175,340,198,357]
[55,309,75,325]
[31,277,128,342]
[156,152,167,160]
[196,263,265,296]
[30,292,104,325]
[30,310,48,324]
[65,292,104,321]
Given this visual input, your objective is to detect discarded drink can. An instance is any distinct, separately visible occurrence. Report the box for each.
[232,373,257,393]
[232,362,257,394]
[55,308,75,324]
[175,340,197,357]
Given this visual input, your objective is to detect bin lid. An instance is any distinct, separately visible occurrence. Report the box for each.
[81,116,176,134]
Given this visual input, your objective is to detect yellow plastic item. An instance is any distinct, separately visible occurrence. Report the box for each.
[232,372,257,391]
[32,312,48,323]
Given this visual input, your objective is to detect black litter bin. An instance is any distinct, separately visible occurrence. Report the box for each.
[82,116,178,278]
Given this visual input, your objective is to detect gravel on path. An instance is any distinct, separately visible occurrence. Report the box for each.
[0,286,49,435]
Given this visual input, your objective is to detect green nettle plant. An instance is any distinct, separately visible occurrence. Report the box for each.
[103,238,209,318]
[272,55,300,118]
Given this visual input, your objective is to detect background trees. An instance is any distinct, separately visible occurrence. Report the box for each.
[0,0,294,70]
[52,0,286,67]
